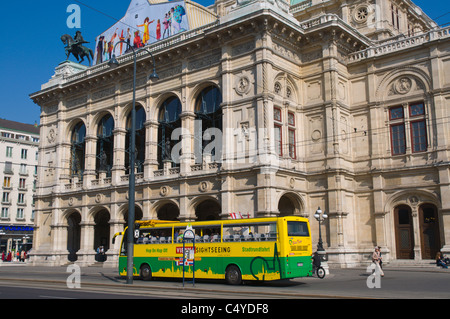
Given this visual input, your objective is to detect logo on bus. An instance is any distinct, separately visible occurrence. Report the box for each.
[289,239,303,245]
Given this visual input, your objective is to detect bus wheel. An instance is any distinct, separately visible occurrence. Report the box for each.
[225,265,242,285]
[140,264,152,281]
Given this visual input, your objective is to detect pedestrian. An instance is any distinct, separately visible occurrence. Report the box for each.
[372,246,384,277]
[6,251,11,262]
[20,250,25,262]
[1,251,4,261]
[312,251,321,268]
[100,245,105,262]
[435,252,448,269]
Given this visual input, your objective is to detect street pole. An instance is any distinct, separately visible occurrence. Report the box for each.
[314,207,329,275]
[109,41,158,284]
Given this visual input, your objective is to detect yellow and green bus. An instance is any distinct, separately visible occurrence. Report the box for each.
[113,216,312,285]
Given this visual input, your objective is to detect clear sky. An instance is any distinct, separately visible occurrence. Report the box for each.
[0,0,447,126]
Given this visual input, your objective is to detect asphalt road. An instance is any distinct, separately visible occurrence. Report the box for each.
[0,262,449,300]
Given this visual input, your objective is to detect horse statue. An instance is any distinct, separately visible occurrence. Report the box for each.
[61,31,94,66]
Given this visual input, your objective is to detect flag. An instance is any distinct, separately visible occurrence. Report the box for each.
[229,212,250,219]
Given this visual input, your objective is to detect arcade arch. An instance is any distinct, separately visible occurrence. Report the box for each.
[66,211,81,262]
[278,192,303,216]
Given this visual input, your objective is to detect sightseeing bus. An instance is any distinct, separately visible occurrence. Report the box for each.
[112,216,312,285]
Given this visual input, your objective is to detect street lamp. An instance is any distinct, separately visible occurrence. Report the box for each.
[108,41,159,284]
[314,207,328,253]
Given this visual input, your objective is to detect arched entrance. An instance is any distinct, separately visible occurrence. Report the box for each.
[123,205,143,229]
[196,199,221,221]
[67,212,81,262]
[278,195,295,216]
[419,204,441,259]
[278,193,302,217]
[157,203,180,221]
[94,209,110,261]
[394,205,414,259]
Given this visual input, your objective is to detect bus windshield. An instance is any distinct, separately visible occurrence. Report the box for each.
[287,221,309,237]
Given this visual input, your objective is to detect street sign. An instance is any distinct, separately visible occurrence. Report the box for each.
[182,225,196,287]
[184,224,194,239]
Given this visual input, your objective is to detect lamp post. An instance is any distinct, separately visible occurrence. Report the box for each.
[108,41,159,284]
[314,207,327,253]
[314,207,329,274]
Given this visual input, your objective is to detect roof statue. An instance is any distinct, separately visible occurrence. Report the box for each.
[61,31,94,66]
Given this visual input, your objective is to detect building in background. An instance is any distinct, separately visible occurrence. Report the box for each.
[30,0,450,268]
[0,119,39,258]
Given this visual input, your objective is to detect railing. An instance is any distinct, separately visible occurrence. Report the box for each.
[349,26,450,63]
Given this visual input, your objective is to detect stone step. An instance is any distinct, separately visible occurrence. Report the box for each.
[386,259,437,268]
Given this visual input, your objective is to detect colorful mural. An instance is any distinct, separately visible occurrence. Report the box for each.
[94,0,189,65]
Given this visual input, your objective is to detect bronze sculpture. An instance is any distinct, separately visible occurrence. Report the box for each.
[61,31,94,66]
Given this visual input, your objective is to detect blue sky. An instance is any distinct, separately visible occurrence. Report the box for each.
[0,0,447,126]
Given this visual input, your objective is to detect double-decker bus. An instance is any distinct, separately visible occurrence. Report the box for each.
[113,216,312,285]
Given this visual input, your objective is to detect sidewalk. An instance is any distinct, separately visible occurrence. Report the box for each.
[0,261,28,267]
[336,260,450,274]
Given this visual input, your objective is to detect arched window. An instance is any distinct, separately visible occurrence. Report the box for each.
[126,106,146,174]
[96,114,114,177]
[158,96,182,168]
[70,121,86,180]
[194,86,222,163]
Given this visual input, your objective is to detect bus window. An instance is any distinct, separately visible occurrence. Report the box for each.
[287,221,309,237]
[174,225,221,243]
[223,222,277,241]
[137,227,172,244]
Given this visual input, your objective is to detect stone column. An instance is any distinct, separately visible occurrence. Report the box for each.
[112,127,127,184]
[78,221,96,266]
[179,111,195,175]
[83,134,97,186]
[145,120,159,178]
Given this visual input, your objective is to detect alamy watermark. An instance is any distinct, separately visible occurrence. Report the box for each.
[366,263,382,289]
[66,264,81,289]
[67,4,81,29]
[166,123,281,172]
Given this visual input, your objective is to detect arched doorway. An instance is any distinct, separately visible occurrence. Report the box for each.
[196,199,221,221]
[419,204,441,259]
[157,203,180,221]
[278,194,296,216]
[67,212,81,262]
[394,205,414,259]
[94,209,110,261]
[123,205,143,230]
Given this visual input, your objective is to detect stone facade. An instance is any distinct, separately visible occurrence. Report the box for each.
[30,0,450,267]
